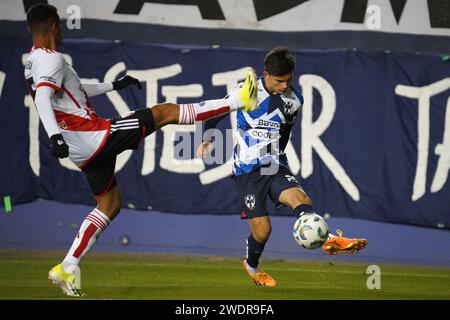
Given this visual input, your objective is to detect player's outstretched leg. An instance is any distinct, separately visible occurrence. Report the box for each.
[178,67,258,122]
[321,229,368,255]
[278,182,368,256]
[149,67,258,130]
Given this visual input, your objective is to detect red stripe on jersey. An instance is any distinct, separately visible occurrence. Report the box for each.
[62,86,81,109]
[36,82,62,91]
[241,211,248,219]
[195,106,230,121]
[54,110,110,132]
[72,223,98,258]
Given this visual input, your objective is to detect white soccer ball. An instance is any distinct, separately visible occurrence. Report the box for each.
[293,213,329,249]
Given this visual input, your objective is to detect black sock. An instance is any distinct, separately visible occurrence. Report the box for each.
[245,234,266,268]
[293,204,314,217]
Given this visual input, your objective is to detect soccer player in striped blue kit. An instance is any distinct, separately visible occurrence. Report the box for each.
[197,47,368,286]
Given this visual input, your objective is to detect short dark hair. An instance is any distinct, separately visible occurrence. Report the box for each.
[26,4,60,33]
[264,46,296,76]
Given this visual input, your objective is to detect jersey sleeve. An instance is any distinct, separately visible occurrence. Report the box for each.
[34,86,61,137]
[81,82,113,97]
[34,52,65,91]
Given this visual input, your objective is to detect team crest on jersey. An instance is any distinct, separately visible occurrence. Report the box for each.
[283,101,293,114]
[245,194,256,211]
[58,121,68,130]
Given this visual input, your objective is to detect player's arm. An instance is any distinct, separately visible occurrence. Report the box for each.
[81,75,142,97]
[34,85,68,158]
[33,53,69,158]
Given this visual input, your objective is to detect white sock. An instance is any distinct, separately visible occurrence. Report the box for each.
[178,96,243,124]
[62,208,111,273]
[245,260,259,275]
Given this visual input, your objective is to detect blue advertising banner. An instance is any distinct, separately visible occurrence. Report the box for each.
[0,35,449,229]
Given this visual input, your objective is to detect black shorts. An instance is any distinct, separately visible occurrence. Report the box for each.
[81,108,155,198]
[234,164,304,219]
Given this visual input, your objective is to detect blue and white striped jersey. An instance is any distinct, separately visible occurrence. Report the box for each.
[204,77,304,176]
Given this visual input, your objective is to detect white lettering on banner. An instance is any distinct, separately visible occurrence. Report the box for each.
[285,132,301,175]
[22,53,41,176]
[199,68,247,185]
[102,62,134,172]
[160,84,205,174]
[395,78,450,201]
[24,95,40,176]
[126,64,182,175]
[0,70,5,97]
[432,97,450,193]
[300,75,360,201]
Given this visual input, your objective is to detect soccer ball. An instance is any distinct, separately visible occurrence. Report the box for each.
[293,213,329,249]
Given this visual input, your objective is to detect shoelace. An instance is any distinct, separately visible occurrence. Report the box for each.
[70,288,86,297]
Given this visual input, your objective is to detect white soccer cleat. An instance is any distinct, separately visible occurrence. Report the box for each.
[48,264,86,297]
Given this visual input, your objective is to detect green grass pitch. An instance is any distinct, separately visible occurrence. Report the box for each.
[1,250,449,300]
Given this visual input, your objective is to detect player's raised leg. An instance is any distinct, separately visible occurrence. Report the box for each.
[149,67,258,130]
[278,186,368,255]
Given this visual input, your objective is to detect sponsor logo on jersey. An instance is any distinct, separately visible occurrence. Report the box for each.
[257,119,280,129]
[39,76,57,84]
[249,129,280,140]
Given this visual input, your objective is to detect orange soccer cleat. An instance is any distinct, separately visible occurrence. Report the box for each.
[322,229,368,255]
[242,260,277,287]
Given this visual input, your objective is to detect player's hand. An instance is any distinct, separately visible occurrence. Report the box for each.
[50,134,69,158]
[112,75,142,90]
[196,141,213,160]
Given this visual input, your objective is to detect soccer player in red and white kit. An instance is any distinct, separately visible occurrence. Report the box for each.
[25,4,259,297]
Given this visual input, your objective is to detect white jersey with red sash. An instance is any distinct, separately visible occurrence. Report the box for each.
[24,46,110,167]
